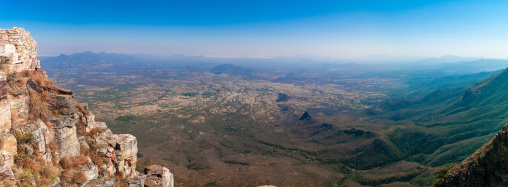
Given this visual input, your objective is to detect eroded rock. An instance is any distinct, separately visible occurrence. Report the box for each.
[115,134,138,179]
[13,119,51,162]
[48,114,80,159]
[141,165,174,187]
[0,133,16,167]
[81,177,116,187]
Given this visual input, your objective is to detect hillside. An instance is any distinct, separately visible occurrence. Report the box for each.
[435,121,508,186]
[377,67,508,169]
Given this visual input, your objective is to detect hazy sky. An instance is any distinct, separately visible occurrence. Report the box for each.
[1,0,508,59]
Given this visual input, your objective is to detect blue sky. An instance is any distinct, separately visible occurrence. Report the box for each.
[1,0,508,59]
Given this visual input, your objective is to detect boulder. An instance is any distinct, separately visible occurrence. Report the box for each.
[0,165,15,186]
[78,136,89,151]
[13,119,52,162]
[44,85,74,95]
[0,133,16,167]
[9,94,29,128]
[0,72,10,133]
[142,165,174,187]
[48,114,80,159]
[0,99,10,133]
[115,134,138,178]
[83,113,95,132]
[127,177,144,187]
[26,79,43,93]
[48,94,77,115]
[80,177,116,187]
[78,157,98,182]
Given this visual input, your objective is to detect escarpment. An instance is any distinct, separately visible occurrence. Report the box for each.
[0,27,174,186]
[434,121,508,187]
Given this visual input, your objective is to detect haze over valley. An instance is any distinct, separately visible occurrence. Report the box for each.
[36,52,508,186]
[4,0,508,186]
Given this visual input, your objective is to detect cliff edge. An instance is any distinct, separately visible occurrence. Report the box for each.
[0,27,174,186]
[434,121,508,186]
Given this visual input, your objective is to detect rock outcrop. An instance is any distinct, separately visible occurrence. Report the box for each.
[435,122,508,186]
[141,165,174,187]
[0,27,174,186]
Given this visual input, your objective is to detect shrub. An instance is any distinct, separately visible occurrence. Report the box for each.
[28,90,51,121]
[60,155,89,169]
[48,142,58,164]
[90,153,102,166]
[71,155,90,167]
[7,74,27,96]
[25,70,55,88]
[75,102,89,115]
[76,121,86,137]
[72,172,88,184]
[59,157,73,169]
[86,127,106,136]
[60,155,90,184]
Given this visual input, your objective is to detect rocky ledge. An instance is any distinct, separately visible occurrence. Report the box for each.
[0,27,174,186]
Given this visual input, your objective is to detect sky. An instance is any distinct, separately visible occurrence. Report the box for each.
[1,0,508,60]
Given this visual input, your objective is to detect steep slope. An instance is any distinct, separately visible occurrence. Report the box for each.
[379,67,508,168]
[435,122,508,186]
[0,28,174,186]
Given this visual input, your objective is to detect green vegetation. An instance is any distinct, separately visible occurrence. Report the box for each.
[115,115,135,122]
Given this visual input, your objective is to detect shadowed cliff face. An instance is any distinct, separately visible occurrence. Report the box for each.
[435,122,508,186]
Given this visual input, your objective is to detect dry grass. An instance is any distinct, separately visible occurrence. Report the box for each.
[13,157,61,187]
[0,178,16,187]
[73,171,88,184]
[7,70,56,97]
[49,142,58,164]
[59,155,91,184]
[28,90,51,121]
[76,121,86,137]
[7,73,27,96]
[7,70,59,122]
[71,155,90,167]
[90,153,102,166]
[62,169,88,184]
[33,159,61,186]
[59,155,89,169]
[115,171,129,187]
[86,140,103,166]
[16,70,55,88]
[86,127,107,137]
[75,102,89,115]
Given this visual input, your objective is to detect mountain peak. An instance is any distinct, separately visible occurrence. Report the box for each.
[299,111,312,120]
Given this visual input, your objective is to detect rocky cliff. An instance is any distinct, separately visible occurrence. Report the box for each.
[0,27,174,186]
[434,121,508,186]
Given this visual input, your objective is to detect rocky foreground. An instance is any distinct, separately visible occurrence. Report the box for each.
[0,27,174,186]
[434,121,508,186]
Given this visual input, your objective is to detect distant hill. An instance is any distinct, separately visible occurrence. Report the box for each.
[211,64,256,78]
[40,51,145,69]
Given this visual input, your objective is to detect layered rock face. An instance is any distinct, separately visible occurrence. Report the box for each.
[0,27,174,186]
[0,27,40,72]
[435,122,508,186]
